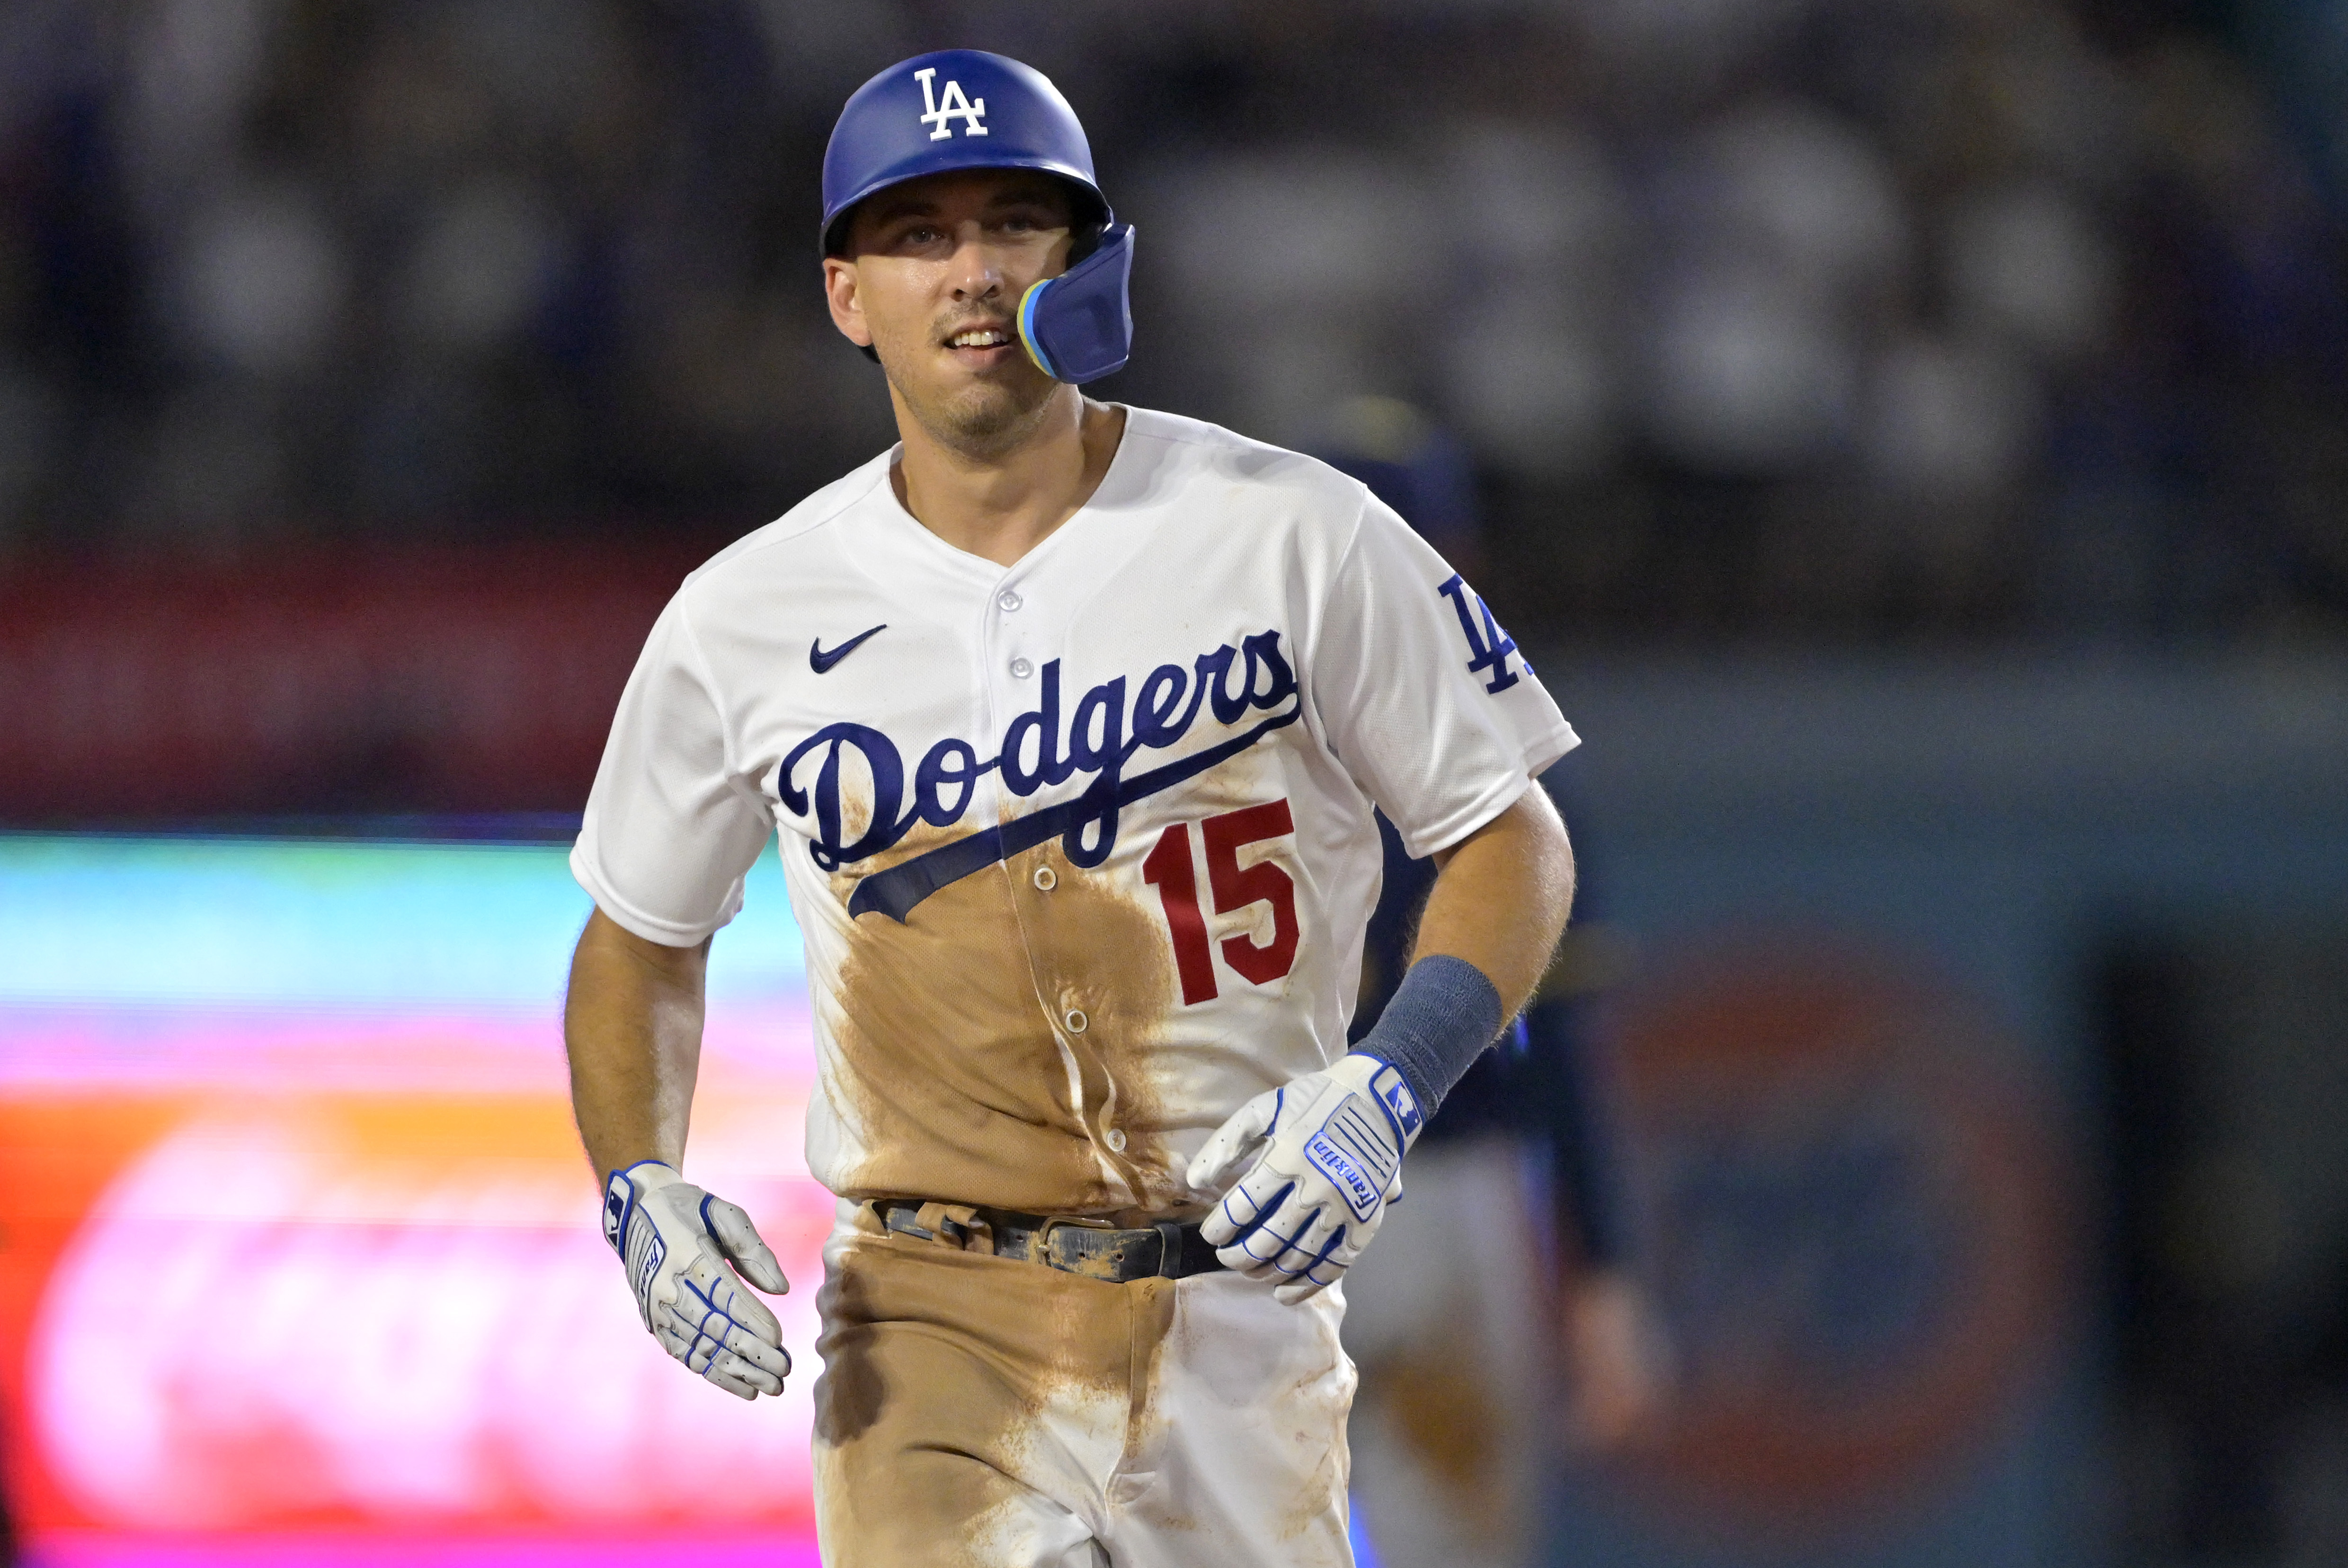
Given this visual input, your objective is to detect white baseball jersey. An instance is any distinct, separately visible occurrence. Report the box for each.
[571,406,1576,1218]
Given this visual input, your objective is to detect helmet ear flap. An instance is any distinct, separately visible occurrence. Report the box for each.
[1016,221,1135,384]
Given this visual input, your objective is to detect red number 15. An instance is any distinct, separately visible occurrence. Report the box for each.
[1140,798,1299,1005]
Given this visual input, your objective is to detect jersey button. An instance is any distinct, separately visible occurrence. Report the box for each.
[1103,1127,1128,1153]
[1064,1008,1088,1034]
[1009,656,1034,679]
[1032,865,1057,891]
[997,589,1023,612]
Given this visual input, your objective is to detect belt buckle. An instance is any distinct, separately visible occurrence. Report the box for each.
[1037,1214,1127,1280]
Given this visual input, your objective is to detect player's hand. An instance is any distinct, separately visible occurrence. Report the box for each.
[1186,1053,1424,1305]
[1562,1271,1672,1453]
[602,1160,792,1400]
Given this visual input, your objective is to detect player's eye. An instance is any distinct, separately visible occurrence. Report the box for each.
[881,221,947,251]
[994,209,1059,238]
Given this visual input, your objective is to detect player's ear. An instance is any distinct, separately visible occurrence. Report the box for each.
[823,257,873,350]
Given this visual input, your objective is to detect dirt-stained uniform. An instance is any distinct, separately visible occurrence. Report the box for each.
[571,405,1576,1565]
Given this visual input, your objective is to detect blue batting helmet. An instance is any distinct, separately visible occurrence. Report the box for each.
[820,51,1134,384]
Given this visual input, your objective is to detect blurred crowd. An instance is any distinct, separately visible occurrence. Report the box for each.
[0,0,2344,641]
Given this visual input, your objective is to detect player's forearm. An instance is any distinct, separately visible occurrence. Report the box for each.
[562,907,712,1178]
[1343,786,1574,1119]
[1415,785,1575,1016]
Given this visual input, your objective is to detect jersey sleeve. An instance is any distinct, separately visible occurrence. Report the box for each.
[1310,496,1579,859]
[570,593,774,946]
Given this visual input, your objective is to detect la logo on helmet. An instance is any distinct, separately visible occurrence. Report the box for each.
[914,68,988,140]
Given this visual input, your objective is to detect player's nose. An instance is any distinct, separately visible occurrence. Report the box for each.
[944,226,1006,301]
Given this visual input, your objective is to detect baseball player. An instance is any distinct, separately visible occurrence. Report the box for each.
[563,51,1579,1568]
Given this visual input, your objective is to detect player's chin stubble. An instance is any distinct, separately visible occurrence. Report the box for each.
[880,338,1063,461]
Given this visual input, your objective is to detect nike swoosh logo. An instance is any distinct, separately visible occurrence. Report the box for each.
[809,624,887,674]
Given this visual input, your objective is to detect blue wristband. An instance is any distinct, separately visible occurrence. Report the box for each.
[1353,954,1505,1119]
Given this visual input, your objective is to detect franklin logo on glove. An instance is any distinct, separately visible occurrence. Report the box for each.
[1307,1099,1402,1221]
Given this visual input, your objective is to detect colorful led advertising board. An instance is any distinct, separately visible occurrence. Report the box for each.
[0,833,832,1567]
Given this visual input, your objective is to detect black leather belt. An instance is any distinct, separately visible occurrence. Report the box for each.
[877,1200,1227,1283]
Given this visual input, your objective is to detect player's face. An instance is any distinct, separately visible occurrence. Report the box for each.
[825,171,1078,453]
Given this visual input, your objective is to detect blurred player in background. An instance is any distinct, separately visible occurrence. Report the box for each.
[1311,398,1670,1568]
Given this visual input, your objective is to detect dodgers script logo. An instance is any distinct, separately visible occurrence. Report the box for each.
[914,67,988,141]
[782,630,1299,923]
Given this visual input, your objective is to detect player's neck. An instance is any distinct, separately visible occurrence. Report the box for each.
[890,391,1126,568]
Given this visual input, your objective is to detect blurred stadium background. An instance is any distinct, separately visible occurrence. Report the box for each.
[1,1,2346,1566]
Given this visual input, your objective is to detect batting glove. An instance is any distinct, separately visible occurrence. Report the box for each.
[602,1160,792,1400]
[1186,1053,1425,1304]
